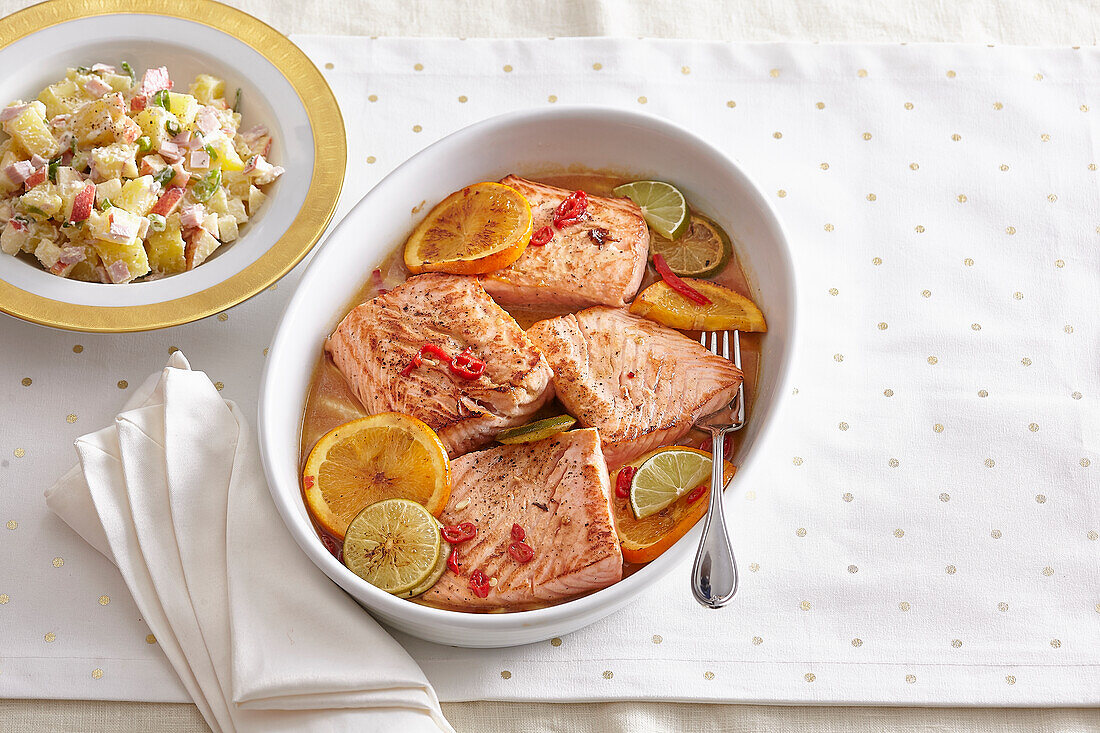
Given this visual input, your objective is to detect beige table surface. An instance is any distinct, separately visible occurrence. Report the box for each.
[3,0,1099,730]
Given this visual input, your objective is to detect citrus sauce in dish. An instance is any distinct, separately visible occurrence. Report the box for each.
[299,172,763,602]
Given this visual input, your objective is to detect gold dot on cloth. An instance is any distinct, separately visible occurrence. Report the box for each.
[852,638,863,647]
[1005,226,1017,235]
[412,125,422,133]
[368,94,378,102]
[501,670,512,679]
[14,448,25,458]
[752,636,763,645]
[323,62,334,70]
[92,669,104,680]
[946,69,957,78]
[999,602,1009,611]
[910,162,919,170]
[1088,531,1098,541]
[1091,164,1098,171]
[745,490,757,501]
[777,189,787,198]
[1041,133,1051,142]
[1029,423,1040,433]
[857,68,868,77]
[848,565,858,573]
[1036,494,1047,504]
[5,520,15,530]
[1055,259,1065,268]
[884,389,894,397]
[906,675,917,684]
[867,193,877,201]
[894,529,905,538]
[773,131,783,139]
[72,344,83,353]
[52,557,64,567]
[1082,105,1090,112]
[1082,458,1092,467]
[838,422,849,431]
[1035,72,1044,81]
[964,258,975,266]
[44,632,56,642]
[1072,391,1082,400]
[993,101,1003,110]
[457,95,468,103]
[1048,193,1058,203]
[914,225,925,233]
[951,133,962,142]
[413,63,423,71]
[547,94,558,103]
[704,671,715,680]
[992,529,1002,538]
[1013,291,1024,300]
[957,194,968,203]
[21,377,31,386]
[1064,325,1075,334]
[834,354,845,362]
[66,414,77,424]
[651,635,662,644]
[904,102,914,110]
[1021,357,1033,366]
[971,323,982,332]
[602,670,613,679]
[168,346,179,354]
[1042,566,1054,576]
[591,62,603,71]
[1006,675,1016,685]
[872,257,882,265]
[263,348,269,357]
[952,639,963,648]
[146,634,157,644]
[933,423,945,433]
[117,380,128,389]
[749,563,760,572]
[820,163,830,170]
[637,96,647,104]
[551,637,563,647]
[366,156,376,164]
[829,288,839,296]
[502,64,513,72]
[98,595,110,605]
[862,132,872,141]
[815,101,825,109]
[792,457,804,466]
[1051,639,1062,648]
[214,382,224,391]
[824,223,834,232]
[681,65,690,75]
[726,100,737,108]
[796,528,807,537]
[800,601,811,611]
[769,68,780,77]
[985,458,996,468]
[927,356,938,365]
[939,492,950,502]
[0,594,8,604]
[843,492,854,502]
[792,387,799,395]
[805,673,816,683]
[878,322,888,330]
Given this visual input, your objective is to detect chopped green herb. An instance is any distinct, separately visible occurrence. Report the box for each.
[164,118,181,136]
[136,136,152,153]
[147,213,167,232]
[47,157,60,184]
[99,199,113,211]
[153,166,176,188]
[204,144,219,162]
[70,136,78,155]
[191,169,221,202]
[152,89,170,109]
[233,88,241,113]
[120,61,135,82]
[76,65,91,74]
[23,205,46,217]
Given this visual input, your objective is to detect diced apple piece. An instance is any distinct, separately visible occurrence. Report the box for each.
[33,238,64,269]
[149,186,185,216]
[188,74,226,105]
[185,227,221,269]
[146,214,186,274]
[3,106,59,159]
[0,219,30,255]
[69,181,96,222]
[167,92,199,127]
[217,215,239,243]
[114,175,158,215]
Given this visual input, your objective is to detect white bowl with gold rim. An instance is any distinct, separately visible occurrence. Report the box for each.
[260,107,797,647]
[0,0,344,332]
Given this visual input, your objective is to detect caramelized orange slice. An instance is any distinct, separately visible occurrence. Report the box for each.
[630,278,767,332]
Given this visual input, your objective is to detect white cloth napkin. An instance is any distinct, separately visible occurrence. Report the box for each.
[44,353,453,733]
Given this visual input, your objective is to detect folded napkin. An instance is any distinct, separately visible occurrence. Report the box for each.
[44,353,453,733]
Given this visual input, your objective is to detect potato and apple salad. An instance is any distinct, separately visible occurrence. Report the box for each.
[0,63,283,283]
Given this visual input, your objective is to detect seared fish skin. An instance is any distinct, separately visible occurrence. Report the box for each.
[325,273,555,457]
[480,175,650,309]
[527,306,743,467]
[417,428,623,611]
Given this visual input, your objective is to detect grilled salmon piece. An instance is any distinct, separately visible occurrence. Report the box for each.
[480,175,650,309]
[417,428,623,611]
[527,306,743,467]
[325,273,554,457]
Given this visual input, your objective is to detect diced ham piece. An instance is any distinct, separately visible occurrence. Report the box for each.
[23,167,46,189]
[29,154,48,168]
[246,155,284,185]
[189,150,210,168]
[4,160,35,185]
[240,125,271,157]
[139,155,167,176]
[84,77,113,98]
[50,115,71,129]
[158,141,182,162]
[195,106,220,134]
[139,66,172,96]
[108,209,141,240]
[58,246,86,265]
[70,182,95,222]
[130,95,147,112]
[180,204,205,229]
[0,104,28,122]
[90,63,117,74]
[149,186,184,216]
[106,259,130,283]
[170,130,192,147]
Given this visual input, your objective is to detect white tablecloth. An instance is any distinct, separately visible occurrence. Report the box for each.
[1,37,1098,709]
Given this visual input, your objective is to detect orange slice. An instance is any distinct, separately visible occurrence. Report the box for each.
[404,182,533,275]
[612,446,735,564]
[303,413,451,540]
[630,278,767,332]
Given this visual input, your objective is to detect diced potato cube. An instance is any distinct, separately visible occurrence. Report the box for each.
[1,220,30,255]
[70,95,126,147]
[185,228,221,269]
[207,185,229,215]
[202,211,219,234]
[146,214,186,274]
[88,143,138,181]
[211,136,245,171]
[114,175,158,216]
[133,106,178,149]
[93,237,150,282]
[167,93,199,127]
[95,178,123,206]
[225,197,247,223]
[68,249,102,282]
[247,185,266,215]
[102,73,133,93]
[38,79,83,117]
[222,170,249,198]
[33,238,64,269]
[88,206,142,244]
[217,215,239,243]
[3,106,59,159]
[20,185,63,218]
[189,74,226,105]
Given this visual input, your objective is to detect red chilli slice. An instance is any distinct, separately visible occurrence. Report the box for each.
[469,568,491,598]
[530,225,553,246]
[511,523,525,541]
[441,522,477,544]
[447,546,462,574]
[652,253,712,305]
[508,541,534,564]
[686,485,707,504]
[553,190,588,228]
[615,466,636,499]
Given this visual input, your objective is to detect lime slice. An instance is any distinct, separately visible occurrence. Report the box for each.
[630,448,712,519]
[613,180,691,240]
[342,499,442,595]
[650,213,732,278]
[398,519,450,598]
[496,415,577,444]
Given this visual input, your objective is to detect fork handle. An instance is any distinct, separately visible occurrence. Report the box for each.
[690,427,738,608]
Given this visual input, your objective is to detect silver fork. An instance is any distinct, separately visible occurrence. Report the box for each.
[690,330,744,609]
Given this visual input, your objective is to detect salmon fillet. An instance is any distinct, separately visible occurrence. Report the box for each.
[527,307,743,467]
[325,273,554,457]
[417,428,623,612]
[480,175,650,309]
